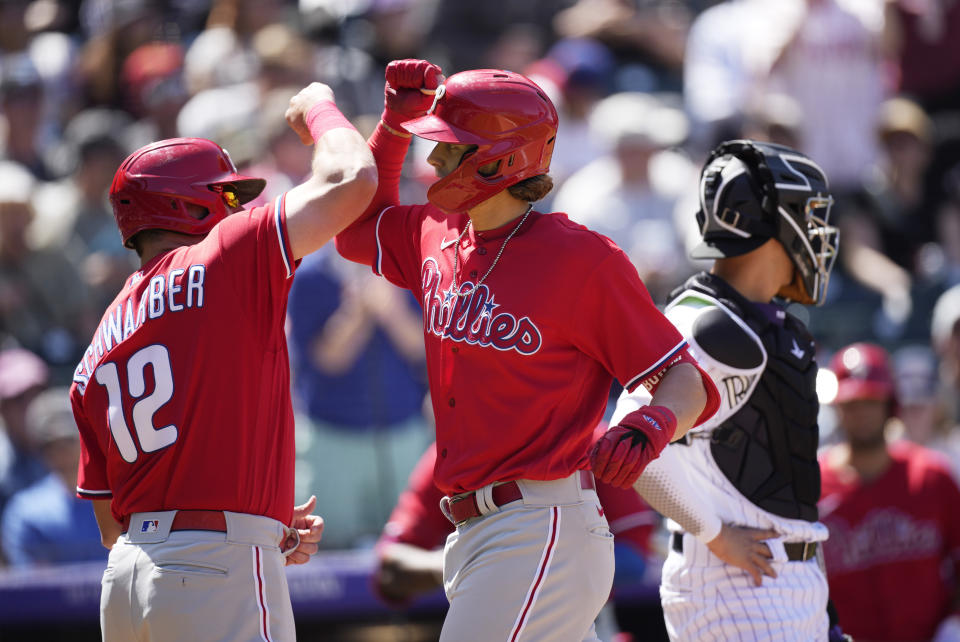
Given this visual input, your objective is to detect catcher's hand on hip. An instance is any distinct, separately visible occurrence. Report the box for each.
[705,524,779,586]
[283,495,325,566]
[590,405,675,488]
[382,59,444,132]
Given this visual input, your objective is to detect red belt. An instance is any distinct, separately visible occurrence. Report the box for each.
[121,510,227,534]
[447,470,595,526]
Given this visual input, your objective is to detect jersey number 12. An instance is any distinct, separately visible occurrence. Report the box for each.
[94,344,177,463]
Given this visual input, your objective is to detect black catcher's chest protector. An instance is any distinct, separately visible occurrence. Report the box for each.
[683,274,821,522]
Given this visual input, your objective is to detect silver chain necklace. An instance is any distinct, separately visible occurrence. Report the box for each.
[450,204,533,298]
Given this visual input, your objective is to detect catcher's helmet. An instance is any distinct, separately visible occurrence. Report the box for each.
[110,137,266,248]
[402,69,558,213]
[829,342,895,404]
[691,139,839,305]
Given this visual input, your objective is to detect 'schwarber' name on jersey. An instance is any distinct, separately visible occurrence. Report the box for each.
[421,258,541,355]
[72,265,206,393]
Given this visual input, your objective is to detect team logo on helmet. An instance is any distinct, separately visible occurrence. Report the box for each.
[426,84,445,115]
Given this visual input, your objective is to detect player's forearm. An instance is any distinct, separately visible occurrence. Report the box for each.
[92,499,122,550]
[649,362,707,441]
[333,124,410,266]
[633,445,722,544]
[364,123,411,215]
[285,90,379,260]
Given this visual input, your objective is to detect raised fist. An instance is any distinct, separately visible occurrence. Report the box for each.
[382,59,443,132]
[286,82,337,144]
[589,405,676,488]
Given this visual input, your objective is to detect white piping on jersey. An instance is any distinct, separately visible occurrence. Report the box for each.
[624,339,688,392]
[273,194,293,279]
[76,486,111,496]
[665,289,767,432]
[374,206,395,277]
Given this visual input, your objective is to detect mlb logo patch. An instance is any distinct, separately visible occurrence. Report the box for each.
[141,520,160,533]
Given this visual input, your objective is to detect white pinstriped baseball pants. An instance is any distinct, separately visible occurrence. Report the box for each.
[660,531,829,642]
[440,473,614,642]
[100,511,294,642]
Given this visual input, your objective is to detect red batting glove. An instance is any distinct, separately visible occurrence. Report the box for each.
[382,59,444,132]
[589,406,676,489]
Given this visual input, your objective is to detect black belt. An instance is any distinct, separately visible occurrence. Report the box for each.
[671,531,818,561]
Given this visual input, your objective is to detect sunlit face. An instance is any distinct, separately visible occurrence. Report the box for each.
[426,142,477,178]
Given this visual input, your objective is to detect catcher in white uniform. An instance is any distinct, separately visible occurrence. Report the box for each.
[612,140,844,641]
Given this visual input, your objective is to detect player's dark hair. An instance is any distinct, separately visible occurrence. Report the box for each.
[508,174,553,202]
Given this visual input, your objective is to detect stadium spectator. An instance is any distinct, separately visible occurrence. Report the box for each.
[819,342,960,642]
[764,0,887,194]
[0,387,105,567]
[0,348,50,517]
[0,53,51,180]
[0,161,94,370]
[31,108,136,313]
[525,37,616,190]
[889,344,960,479]
[288,246,429,548]
[553,91,695,302]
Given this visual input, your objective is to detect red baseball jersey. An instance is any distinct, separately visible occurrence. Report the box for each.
[379,442,656,553]
[71,195,297,526]
[337,205,689,495]
[819,440,960,641]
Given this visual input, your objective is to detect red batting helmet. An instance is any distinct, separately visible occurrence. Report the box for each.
[110,137,266,248]
[829,342,895,403]
[402,69,558,213]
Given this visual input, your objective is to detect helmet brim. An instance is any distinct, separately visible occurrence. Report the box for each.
[690,235,768,260]
[402,114,488,145]
[211,176,266,204]
[834,379,893,403]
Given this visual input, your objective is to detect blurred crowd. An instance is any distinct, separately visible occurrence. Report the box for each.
[0,0,959,591]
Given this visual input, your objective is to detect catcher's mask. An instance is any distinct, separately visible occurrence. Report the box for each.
[691,139,839,306]
[401,69,558,214]
[110,137,266,248]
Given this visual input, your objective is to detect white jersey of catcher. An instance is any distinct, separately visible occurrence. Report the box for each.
[613,287,829,642]
[613,290,828,544]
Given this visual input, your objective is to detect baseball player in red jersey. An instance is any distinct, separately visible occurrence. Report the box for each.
[69,83,376,641]
[373,441,659,606]
[335,59,719,641]
[820,343,960,642]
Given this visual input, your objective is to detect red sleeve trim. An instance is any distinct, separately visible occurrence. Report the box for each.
[624,340,688,392]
